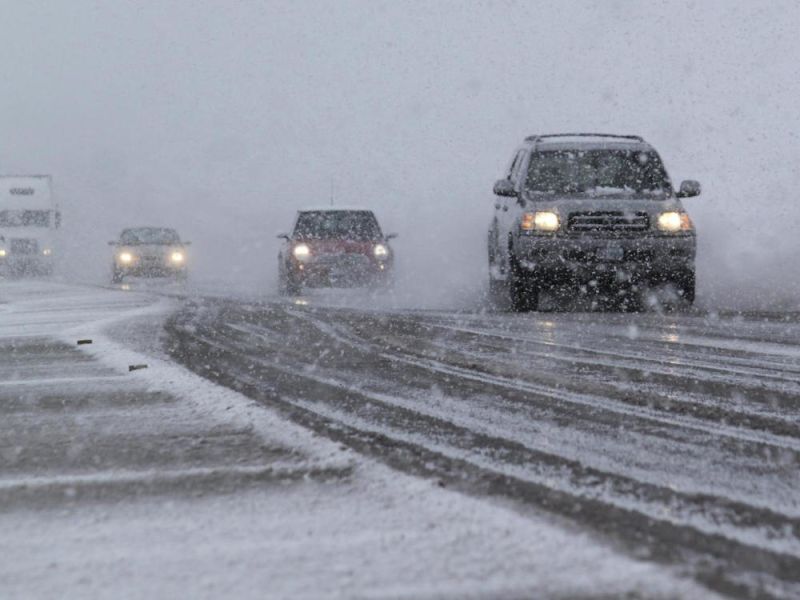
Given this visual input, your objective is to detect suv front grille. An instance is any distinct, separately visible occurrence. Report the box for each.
[567,211,649,234]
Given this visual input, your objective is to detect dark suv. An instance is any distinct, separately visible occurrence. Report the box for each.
[278,208,396,294]
[488,134,700,311]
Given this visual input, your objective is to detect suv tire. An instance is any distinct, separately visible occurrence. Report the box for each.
[675,268,695,305]
[278,271,301,296]
[509,258,539,312]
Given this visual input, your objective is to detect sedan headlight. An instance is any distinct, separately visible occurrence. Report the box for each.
[374,244,388,258]
[42,248,52,256]
[171,251,184,263]
[293,243,311,261]
[118,252,133,264]
[521,211,560,232]
[657,211,693,232]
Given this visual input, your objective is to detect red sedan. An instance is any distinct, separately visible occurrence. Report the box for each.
[278,208,396,295]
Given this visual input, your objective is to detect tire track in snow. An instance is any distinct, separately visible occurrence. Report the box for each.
[165,298,800,598]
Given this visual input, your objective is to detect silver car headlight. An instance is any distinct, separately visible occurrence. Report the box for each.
[374,244,388,258]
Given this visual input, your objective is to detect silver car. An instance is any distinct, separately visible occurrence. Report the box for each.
[488,134,700,311]
[109,227,190,283]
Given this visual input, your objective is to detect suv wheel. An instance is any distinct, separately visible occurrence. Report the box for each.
[509,259,539,312]
[278,269,301,296]
[279,280,299,296]
[675,268,695,305]
[487,225,498,266]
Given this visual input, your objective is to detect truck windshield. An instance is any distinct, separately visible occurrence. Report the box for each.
[0,210,51,227]
[525,150,670,197]
[120,228,181,245]
[294,211,382,241]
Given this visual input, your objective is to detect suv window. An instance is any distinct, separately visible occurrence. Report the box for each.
[294,211,382,241]
[508,150,526,183]
[525,149,670,197]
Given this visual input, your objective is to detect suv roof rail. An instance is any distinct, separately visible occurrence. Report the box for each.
[525,133,644,142]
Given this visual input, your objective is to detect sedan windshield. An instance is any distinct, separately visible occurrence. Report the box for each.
[525,150,671,196]
[120,228,181,245]
[293,211,382,241]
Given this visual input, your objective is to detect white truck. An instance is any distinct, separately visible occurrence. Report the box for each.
[0,175,59,276]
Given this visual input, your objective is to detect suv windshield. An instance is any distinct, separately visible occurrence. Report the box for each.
[525,150,670,197]
[294,211,382,241]
[0,210,51,227]
[120,228,180,245]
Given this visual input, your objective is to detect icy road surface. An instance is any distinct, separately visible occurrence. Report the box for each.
[0,281,716,599]
[164,288,800,599]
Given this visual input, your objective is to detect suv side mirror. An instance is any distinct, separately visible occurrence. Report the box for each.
[493,179,517,197]
[385,233,398,240]
[277,233,290,240]
[183,241,192,246]
[677,180,701,198]
[108,241,117,246]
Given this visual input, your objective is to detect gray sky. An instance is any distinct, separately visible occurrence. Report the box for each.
[2,1,799,306]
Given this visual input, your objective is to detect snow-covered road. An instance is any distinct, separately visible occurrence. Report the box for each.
[166,290,800,599]
[0,281,716,599]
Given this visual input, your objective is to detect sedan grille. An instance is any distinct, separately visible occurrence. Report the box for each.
[315,253,371,269]
[567,211,649,234]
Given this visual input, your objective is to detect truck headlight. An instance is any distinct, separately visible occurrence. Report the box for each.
[293,243,311,261]
[118,252,133,264]
[171,251,184,263]
[521,211,560,232]
[657,212,693,232]
[374,244,388,258]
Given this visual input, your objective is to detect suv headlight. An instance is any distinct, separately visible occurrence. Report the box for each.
[374,244,388,258]
[0,249,6,257]
[118,252,133,264]
[657,211,693,232]
[293,243,311,261]
[521,211,560,232]
[171,251,184,263]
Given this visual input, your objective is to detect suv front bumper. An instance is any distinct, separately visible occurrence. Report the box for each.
[515,233,695,284]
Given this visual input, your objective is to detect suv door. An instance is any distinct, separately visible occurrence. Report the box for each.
[491,149,526,277]
[490,151,518,276]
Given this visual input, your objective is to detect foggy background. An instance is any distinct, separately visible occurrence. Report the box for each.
[2,0,798,310]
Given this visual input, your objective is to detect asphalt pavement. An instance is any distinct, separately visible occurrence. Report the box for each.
[0,281,717,599]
